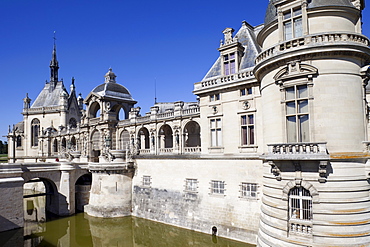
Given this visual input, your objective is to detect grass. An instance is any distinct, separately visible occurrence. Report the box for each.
[0,154,8,163]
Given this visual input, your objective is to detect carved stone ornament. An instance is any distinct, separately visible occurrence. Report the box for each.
[212,106,218,114]
[269,161,281,181]
[274,61,318,86]
[243,101,250,110]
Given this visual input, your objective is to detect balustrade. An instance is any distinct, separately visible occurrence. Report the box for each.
[184,147,201,153]
[266,142,328,160]
[159,148,173,154]
[256,32,370,64]
[194,69,255,91]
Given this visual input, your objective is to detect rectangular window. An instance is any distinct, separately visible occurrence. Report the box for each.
[241,183,257,198]
[286,85,309,142]
[240,87,252,96]
[185,178,198,192]
[210,118,222,147]
[283,8,303,40]
[142,176,151,187]
[211,180,225,194]
[210,93,220,102]
[223,52,236,75]
[241,115,255,145]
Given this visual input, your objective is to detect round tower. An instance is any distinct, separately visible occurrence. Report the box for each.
[255,0,370,246]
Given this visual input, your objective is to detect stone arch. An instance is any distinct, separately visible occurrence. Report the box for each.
[75,173,92,212]
[91,130,101,162]
[119,129,130,150]
[183,120,201,147]
[53,139,58,153]
[23,176,60,217]
[61,137,67,150]
[70,136,77,150]
[31,118,40,147]
[88,101,101,118]
[112,104,129,121]
[158,124,173,148]
[137,127,150,150]
[282,180,319,203]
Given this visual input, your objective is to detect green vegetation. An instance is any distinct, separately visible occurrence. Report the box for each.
[0,154,7,163]
[0,140,7,154]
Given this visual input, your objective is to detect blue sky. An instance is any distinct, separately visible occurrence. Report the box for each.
[0,0,369,142]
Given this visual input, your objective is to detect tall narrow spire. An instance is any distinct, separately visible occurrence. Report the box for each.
[50,31,59,87]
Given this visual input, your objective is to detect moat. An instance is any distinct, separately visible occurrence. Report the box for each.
[0,213,255,247]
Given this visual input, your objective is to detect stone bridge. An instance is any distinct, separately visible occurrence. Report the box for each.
[0,161,91,232]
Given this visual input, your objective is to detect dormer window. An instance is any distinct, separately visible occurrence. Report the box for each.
[283,7,303,40]
[223,53,236,75]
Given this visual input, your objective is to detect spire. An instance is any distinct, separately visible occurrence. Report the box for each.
[50,31,59,87]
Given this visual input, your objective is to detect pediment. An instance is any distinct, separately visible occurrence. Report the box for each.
[274,61,318,84]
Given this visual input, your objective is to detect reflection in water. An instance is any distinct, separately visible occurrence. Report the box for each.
[0,213,256,247]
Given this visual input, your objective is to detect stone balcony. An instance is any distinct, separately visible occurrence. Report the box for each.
[264,142,329,161]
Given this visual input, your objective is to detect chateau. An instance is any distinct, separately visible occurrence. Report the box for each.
[3,0,370,246]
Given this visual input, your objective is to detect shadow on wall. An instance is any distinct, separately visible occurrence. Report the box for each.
[0,219,23,247]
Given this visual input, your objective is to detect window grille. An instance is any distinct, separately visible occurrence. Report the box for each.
[210,180,225,194]
[289,187,313,235]
[241,183,257,198]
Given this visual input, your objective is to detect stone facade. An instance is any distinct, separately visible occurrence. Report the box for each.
[5,0,370,246]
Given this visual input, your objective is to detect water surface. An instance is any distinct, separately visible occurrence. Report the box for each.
[1,213,256,247]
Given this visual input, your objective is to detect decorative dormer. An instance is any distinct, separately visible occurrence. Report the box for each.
[218,27,245,76]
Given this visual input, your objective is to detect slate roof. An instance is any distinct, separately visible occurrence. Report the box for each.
[203,22,263,80]
[31,81,68,108]
[265,0,356,25]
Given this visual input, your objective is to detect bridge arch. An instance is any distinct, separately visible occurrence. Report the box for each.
[23,176,60,219]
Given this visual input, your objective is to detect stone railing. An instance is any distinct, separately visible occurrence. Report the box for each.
[289,220,312,236]
[159,148,173,154]
[194,69,255,91]
[182,107,200,116]
[184,147,201,153]
[265,142,328,160]
[157,111,174,119]
[256,32,370,64]
[139,149,151,154]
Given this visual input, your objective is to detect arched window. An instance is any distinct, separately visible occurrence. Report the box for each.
[31,119,40,147]
[289,187,312,235]
[69,118,77,129]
